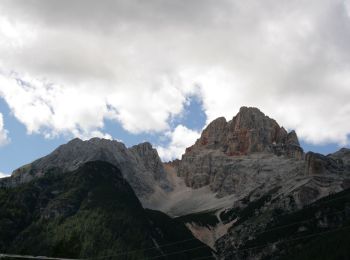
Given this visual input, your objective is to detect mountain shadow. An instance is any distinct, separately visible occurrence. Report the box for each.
[0,161,213,259]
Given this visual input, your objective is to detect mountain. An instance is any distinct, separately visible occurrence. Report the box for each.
[167,107,350,259]
[185,106,303,158]
[0,161,213,259]
[1,106,349,259]
[177,106,304,192]
[0,138,172,204]
[156,107,349,217]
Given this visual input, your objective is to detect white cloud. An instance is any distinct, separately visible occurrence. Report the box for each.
[0,171,10,178]
[0,0,349,146]
[0,71,195,137]
[0,113,10,146]
[76,130,112,141]
[346,0,350,17]
[157,125,201,161]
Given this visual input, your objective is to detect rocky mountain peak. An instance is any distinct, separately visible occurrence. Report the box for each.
[131,141,154,153]
[286,130,300,146]
[129,142,167,183]
[186,106,303,159]
[2,137,171,201]
[233,106,275,130]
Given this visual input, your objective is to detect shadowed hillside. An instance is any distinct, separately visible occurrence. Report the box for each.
[0,161,213,259]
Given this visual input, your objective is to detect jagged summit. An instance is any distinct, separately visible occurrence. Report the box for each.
[186,106,303,159]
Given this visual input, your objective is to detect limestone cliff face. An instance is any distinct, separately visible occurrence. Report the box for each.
[177,107,305,194]
[186,107,303,158]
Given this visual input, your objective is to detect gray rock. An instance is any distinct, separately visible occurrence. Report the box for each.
[1,138,170,201]
[129,142,172,191]
[177,107,305,192]
[305,151,347,175]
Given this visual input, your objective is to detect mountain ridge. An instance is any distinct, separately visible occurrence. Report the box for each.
[1,106,350,259]
[1,107,349,215]
[0,137,172,204]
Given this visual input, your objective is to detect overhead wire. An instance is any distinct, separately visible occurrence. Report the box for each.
[191,225,350,260]
[1,192,349,260]
[93,208,350,259]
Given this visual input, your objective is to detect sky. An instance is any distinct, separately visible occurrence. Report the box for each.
[0,0,350,176]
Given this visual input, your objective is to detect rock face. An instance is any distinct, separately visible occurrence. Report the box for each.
[331,147,350,163]
[186,107,303,158]
[129,142,170,190]
[0,138,171,201]
[176,107,304,194]
[305,151,346,175]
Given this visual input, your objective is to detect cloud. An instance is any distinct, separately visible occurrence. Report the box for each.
[0,113,10,146]
[157,125,201,161]
[0,73,114,139]
[0,0,349,146]
[0,171,10,178]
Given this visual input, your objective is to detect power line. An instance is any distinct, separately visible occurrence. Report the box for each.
[147,245,212,260]
[1,192,349,260]
[192,225,350,260]
[146,209,349,260]
[108,209,350,260]
[1,217,348,260]
[0,253,78,260]
[220,191,350,224]
[89,236,203,259]
[254,208,346,236]
[146,191,350,260]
